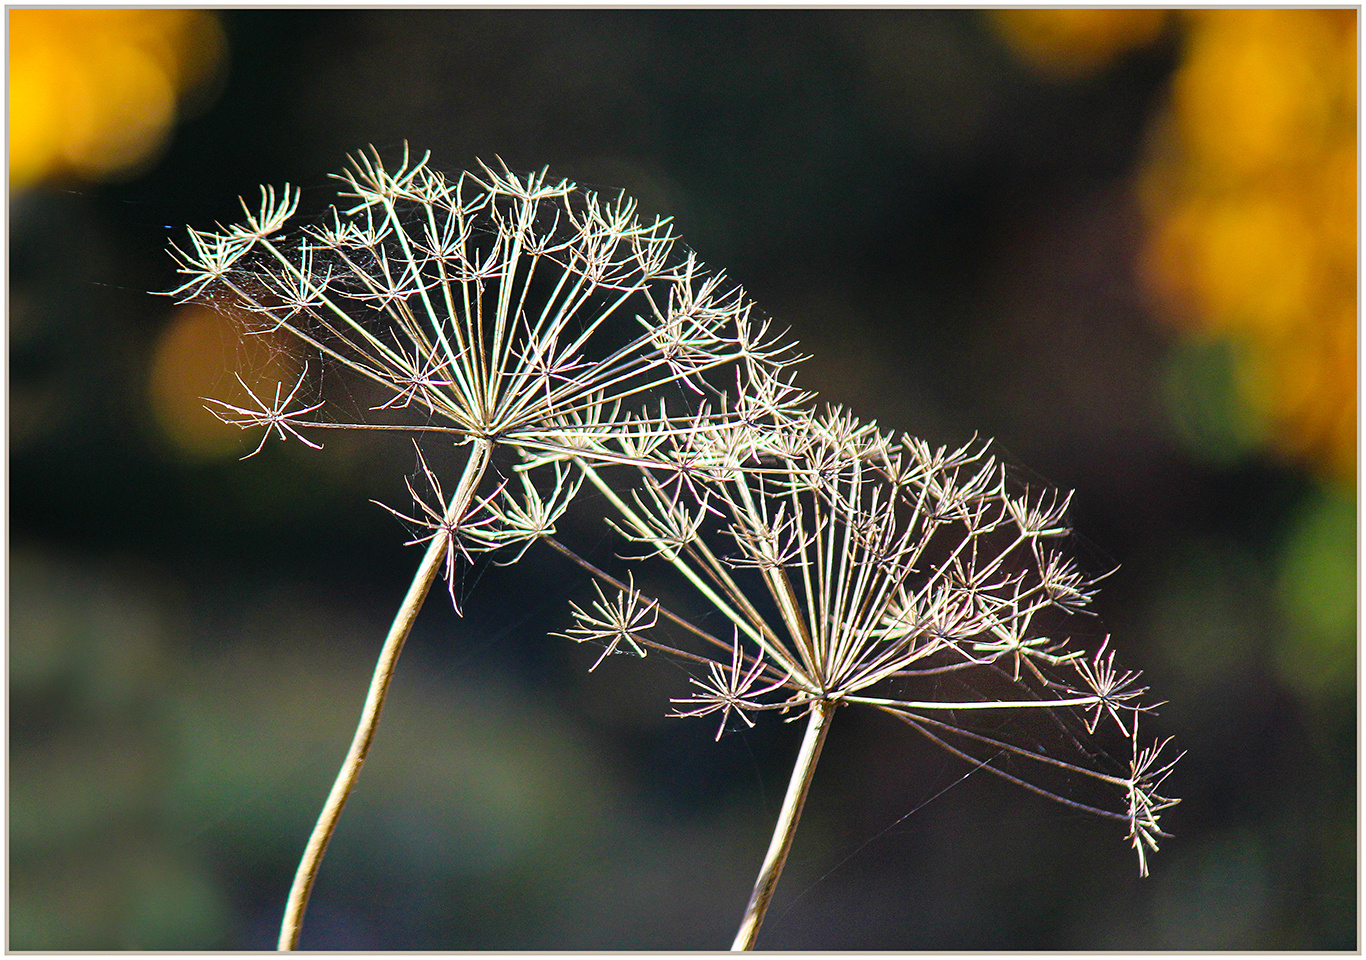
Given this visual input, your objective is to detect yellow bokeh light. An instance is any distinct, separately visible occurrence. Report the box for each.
[1171,10,1342,183]
[8,9,224,188]
[147,305,298,462]
[1142,9,1357,484]
[991,9,1169,79]
[996,9,1356,484]
[1186,191,1319,331]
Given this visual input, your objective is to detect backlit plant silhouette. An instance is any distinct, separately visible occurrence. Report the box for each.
[167,146,1178,951]
[560,408,1180,947]
[167,146,804,949]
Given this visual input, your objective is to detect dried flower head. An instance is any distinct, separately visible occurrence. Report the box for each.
[167,145,807,592]
[569,407,1180,886]
[165,147,815,951]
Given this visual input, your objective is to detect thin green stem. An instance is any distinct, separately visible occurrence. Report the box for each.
[277,437,492,951]
[730,698,835,951]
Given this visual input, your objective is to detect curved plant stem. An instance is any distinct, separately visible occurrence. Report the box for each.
[277,438,492,951]
[731,698,835,951]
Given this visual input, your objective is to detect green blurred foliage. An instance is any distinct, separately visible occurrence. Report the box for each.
[1274,485,1356,702]
[1161,334,1271,468]
[10,549,231,949]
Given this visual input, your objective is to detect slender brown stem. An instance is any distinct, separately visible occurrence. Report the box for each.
[277,438,492,951]
[731,698,835,951]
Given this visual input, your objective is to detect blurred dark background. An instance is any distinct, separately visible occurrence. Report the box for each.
[9,9,1355,950]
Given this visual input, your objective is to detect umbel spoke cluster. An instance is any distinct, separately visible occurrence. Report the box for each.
[170,144,804,459]
[567,408,1179,946]
[167,146,1179,951]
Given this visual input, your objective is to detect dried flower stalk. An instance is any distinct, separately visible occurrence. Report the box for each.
[566,408,1181,947]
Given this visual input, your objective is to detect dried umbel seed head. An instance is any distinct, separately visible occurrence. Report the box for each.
[167,145,807,467]
[567,410,1181,877]
[166,146,811,600]
[166,149,817,951]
